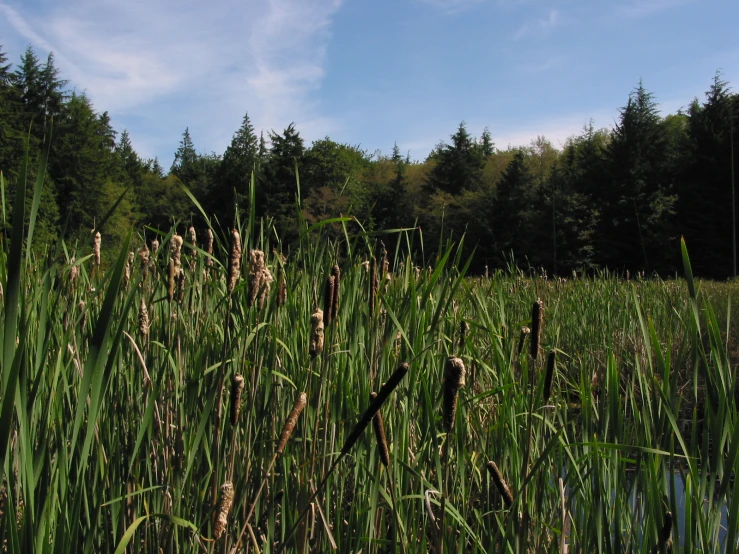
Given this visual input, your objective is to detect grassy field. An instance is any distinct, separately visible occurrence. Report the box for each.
[1,166,738,553]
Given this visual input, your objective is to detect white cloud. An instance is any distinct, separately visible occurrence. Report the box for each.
[418,0,485,13]
[617,0,695,17]
[515,9,562,40]
[0,0,344,162]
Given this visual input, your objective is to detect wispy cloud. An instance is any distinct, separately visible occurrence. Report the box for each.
[0,0,344,161]
[515,9,562,40]
[617,0,694,17]
[418,0,485,14]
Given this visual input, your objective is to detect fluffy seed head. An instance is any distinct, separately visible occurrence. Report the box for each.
[213,481,234,540]
[309,308,325,358]
[123,251,134,289]
[205,229,214,267]
[246,249,266,306]
[137,246,150,277]
[517,326,530,357]
[188,226,197,258]
[92,232,101,266]
[151,238,159,255]
[230,374,245,426]
[227,229,242,294]
[139,298,149,343]
[167,259,176,303]
[443,357,466,431]
[69,257,79,287]
[486,461,514,508]
[170,234,183,267]
[276,392,308,454]
[258,263,273,310]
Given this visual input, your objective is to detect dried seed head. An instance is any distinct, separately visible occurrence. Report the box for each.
[176,267,185,302]
[276,392,308,454]
[443,357,466,432]
[486,461,514,508]
[167,259,176,303]
[213,481,234,540]
[331,265,340,322]
[517,326,530,357]
[324,275,335,326]
[309,308,325,358]
[277,269,287,307]
[123,251,134,289]
[258,264,273,310]
[230,374,245,426]
[188,226,197,258]
[151,238,159,255]
[246,249,266,306]
[69,257,79,287]
[78,300,87,331]
[139,298,149,343]
[530,299,543,360]
[543,350,556,402]
[170,234,183,268]
[137,246,150,278]
[361,260,369,272]
[205,229,214,267]
[370,392,390,467]
[92,232,101,266]
[228,229,242,294]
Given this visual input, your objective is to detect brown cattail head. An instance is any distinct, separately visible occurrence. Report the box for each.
[123,251,134,289]
[230,374,245,426]
[139,298,149,343]
[137,246,150,276]
[188,226,197,258]
[530,299,543,360]
[276,391,307,454]
[310,308,325,358]
[205,229,214,267]
[370,392,390,467]
[331,265,340,322]
[170,234,183,268]
[151,238,159,255]
[658,511,673,549]
[228,229,242,294]
[324,275,335,326]
[167,259,176,303]
[176,268,185,302]
[213,481,234,540]
[69,257,79,288]
[341,362,409,455]
[443,357,466,432]
[258,264,273,310]
[486,461,514,508]
[459,321,470,351]
[93,232,101,266]
[277,268,287,306]
[517,326,530,357]
[246,249,265,307]
[543,350,556,402]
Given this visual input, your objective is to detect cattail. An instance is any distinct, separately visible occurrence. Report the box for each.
[230,374,245,426]
[484,264,489,279]
[276,392,308,454]
[486,461,514,508]
[170,234,183,268]
[380,242,389,276]
[213,481,234,540]
[123,251,134,288]
[176,268,185,302]
[137,246,150,278]
[188,226,197,258]
[139,298,149,343]
[340,362,409,455]
[92,232,101,266]
[324,275,335,326]
[258,264,273,310]
[369,257,378,317]
[543,350,556,402]
[151,238,159,255]
[459,321,470,351]
[361,260,369,272]
[370,392,390,467]
[246,249,266,306]
[205,229,214,267]
[309,308,324,358]
[443,357,466,432]
[167,259,176,302]
[69,257,79,288]
[517,326,530,357]
[530,299,543,360]
[228,229,242,294]
[331,265,340,322]
[657,511,673,551]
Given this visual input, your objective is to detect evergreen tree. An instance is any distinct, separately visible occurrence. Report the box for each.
[480,127,495,157]
[260,123,304,220]
[427,122,486,195]
[171,127,198,183]
[214,112,259,223]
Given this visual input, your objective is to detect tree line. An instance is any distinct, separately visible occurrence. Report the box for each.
[1,44,738,277]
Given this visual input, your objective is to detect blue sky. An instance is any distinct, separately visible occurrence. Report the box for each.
[1,0,738,166]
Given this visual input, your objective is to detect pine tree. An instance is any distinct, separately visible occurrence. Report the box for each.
[427,122,486,195]
[214,112,259,223]
[261,123,304,219]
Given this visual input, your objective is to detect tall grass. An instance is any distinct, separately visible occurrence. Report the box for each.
[1,155,738,553]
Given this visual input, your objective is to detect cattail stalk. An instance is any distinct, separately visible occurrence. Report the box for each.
[530,299,543,361]
[331,265,340,322]
[167,259,176,303]
[486,461,514,508]
[370,392,390,467]
[230,375,245,426]
[369,257,378,317]
[517,326,530,357]
[543,350,556,402]
[324,275,335,326]
[443,357,466,432]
